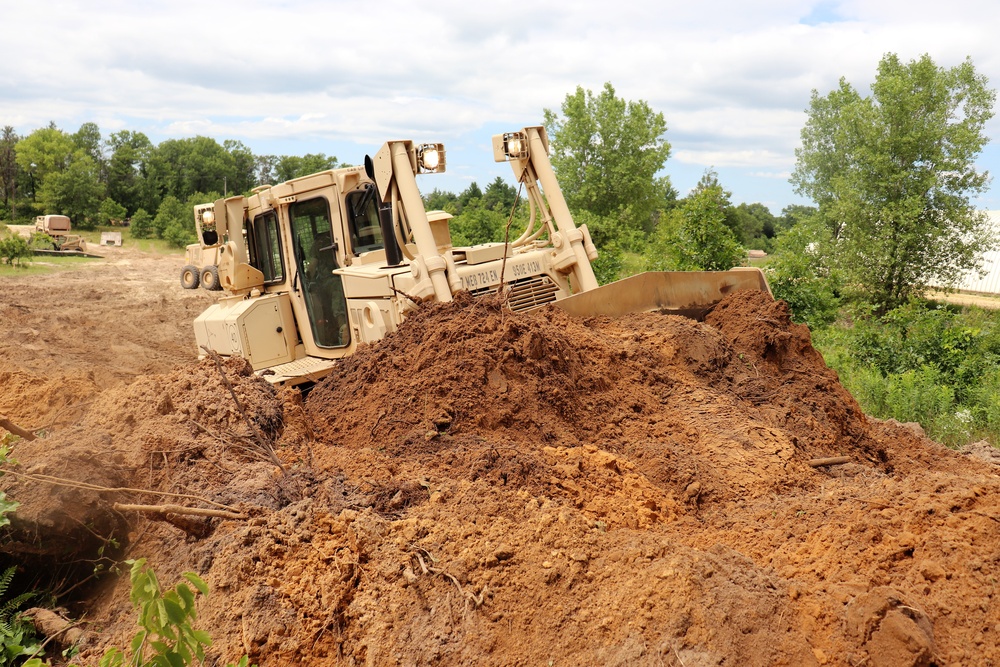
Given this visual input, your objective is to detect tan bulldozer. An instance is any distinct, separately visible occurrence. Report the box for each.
[9,215,94,256]
[193,126,771,386]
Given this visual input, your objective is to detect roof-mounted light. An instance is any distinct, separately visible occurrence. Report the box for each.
[416,143,446,173]
[492,131,529,162]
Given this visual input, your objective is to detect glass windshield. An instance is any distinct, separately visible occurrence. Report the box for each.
[346,184,385,255]
[288,198,350,348]
[248,211,284,283]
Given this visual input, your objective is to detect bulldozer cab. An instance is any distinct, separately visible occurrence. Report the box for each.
[289,197,350,349]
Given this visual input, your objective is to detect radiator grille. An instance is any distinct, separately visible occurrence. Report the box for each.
[470,276,560,312]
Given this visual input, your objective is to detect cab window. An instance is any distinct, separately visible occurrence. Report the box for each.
[345,184,385,255]
[247,211,284,283]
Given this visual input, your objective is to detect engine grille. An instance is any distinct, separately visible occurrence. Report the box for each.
[470,275,560,312]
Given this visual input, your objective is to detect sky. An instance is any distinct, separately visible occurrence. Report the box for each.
[4,0,1000,214]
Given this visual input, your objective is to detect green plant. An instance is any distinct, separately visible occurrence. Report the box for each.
[766,216,842,328]
[128,209,154,240]
[0,445,20,528]
[0,449,41,664]
[97,559,254,667]
[0,566,43,666]
[812,302,1000,447]
[0,235,31,267]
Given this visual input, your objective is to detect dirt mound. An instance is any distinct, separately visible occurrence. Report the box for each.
[0,356,287,562]
[306,291,881,508]
[0,369,100,429]
[2,275,999,666]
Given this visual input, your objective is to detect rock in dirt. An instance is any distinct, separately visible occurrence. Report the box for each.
[847,587,937,667]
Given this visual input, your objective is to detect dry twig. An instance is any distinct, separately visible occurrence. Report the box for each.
[807,456,851,468]
[112,502,247,520]
[0,416,36,441]
[2,469,241,512]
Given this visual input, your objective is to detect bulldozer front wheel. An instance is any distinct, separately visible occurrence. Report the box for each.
[180,265,200,290]
[201,265,222,291]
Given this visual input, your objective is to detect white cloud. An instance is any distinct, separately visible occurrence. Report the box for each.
[3,0,1000,206]
[674,149,792,169]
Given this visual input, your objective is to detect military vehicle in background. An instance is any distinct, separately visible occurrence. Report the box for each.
[180,205,224,290]
[9,215,92,255]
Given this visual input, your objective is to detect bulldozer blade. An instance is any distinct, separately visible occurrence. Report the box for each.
[32,249,105,259]
[552,268,772,320]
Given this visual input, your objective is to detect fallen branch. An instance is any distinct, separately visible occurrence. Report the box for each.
[23,608,84,646]
[388,285,421,306]
[112,502,247,520]
[807,456,851,468]
[0,416,36,441]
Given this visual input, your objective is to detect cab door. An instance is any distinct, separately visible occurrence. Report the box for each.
[288,197,350,349]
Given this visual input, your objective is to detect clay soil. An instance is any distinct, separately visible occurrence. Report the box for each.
[1,246,998,667]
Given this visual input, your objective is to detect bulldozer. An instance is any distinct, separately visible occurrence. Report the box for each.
[9,215,94,256]
[193,126,772,386]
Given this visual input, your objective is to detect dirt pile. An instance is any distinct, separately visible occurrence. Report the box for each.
[2,268,999,666]
[307,291,881,510]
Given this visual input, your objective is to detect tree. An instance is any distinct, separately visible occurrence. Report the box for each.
[543,82,674,234]
[129,208,154,239]
[98,197,127,226]
[792,53,997,314]
[153,195,190,245]
[457,182,482,211]
[0,126,18,221]
[254,154,280,186]
[778,204,817,235]
[72,122,104,172]
[274,153,338,182]
[730,202,779,249]
[449,206,507,247]
[649,172,743,271]
[36,153,105,228]
[224,139,257,195]
[482,176,518,213]
[147,137,232,204]
[106,130,154,215]
[423,188,458,213]
[15,124,75,207]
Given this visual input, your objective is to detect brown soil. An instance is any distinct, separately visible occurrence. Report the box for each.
[1,246,998,667]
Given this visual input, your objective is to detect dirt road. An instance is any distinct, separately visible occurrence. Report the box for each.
[1,247,215,428]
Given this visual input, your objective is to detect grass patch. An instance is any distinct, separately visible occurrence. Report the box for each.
[1,225,183,278]
[79,227,183,255]
[0,253,99,278]
[812,301,1000,448]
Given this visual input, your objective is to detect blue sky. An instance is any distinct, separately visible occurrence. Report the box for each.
[4,0,1000,213]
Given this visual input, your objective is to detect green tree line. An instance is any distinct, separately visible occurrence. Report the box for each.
[427,83,789,285]
[0,122,338,238]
